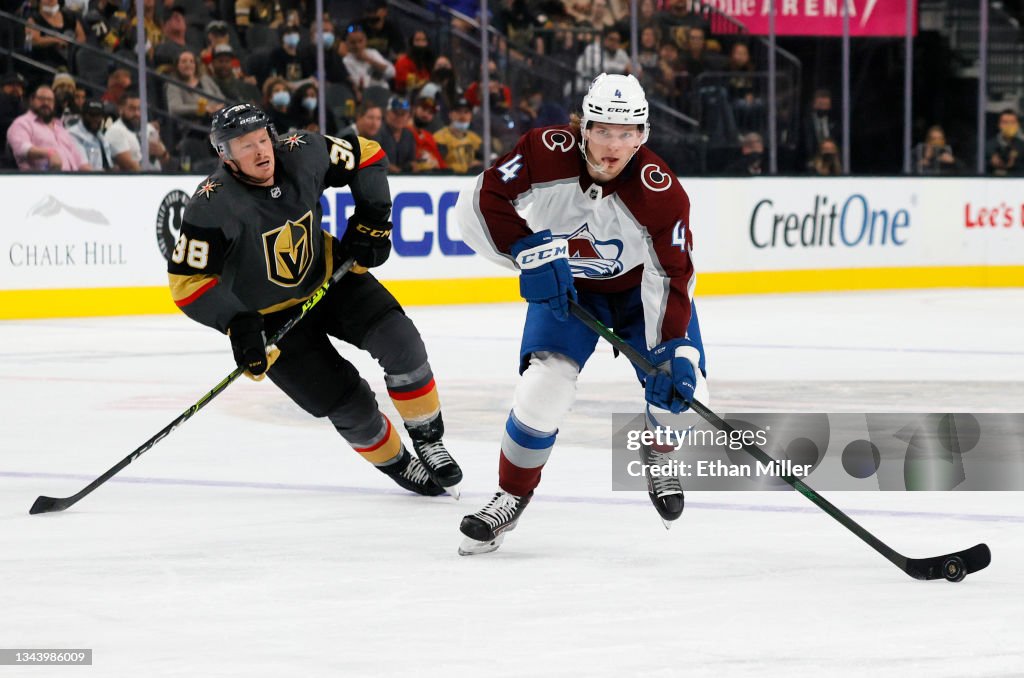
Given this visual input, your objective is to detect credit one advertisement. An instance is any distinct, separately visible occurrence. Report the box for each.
[0,175,1021,298]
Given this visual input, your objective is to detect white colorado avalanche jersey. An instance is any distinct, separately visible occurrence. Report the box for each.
[454,125,696,349]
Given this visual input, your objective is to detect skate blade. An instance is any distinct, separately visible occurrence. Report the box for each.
[445,482,461,501]
[661,518,673,530]
[458,533,505,556]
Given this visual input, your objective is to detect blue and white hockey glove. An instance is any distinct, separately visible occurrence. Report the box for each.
[510,230,577,321]
[645,338,701,413]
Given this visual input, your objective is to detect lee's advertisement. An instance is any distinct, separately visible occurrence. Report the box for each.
[0,175,1021,319]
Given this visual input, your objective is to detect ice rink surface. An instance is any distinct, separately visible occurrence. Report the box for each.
[2,289,1023,677]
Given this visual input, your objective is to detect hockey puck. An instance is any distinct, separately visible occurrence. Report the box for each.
[942,556,967,582]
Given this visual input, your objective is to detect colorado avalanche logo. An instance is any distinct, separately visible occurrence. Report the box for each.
[640,163,672,192]
[541,129,574,153]
[566,224,624,278]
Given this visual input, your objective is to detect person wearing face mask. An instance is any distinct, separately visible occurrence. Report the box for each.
[394,30,434,95]
[300,16,353,91]
[912,125,961,176]
[801,88,841,170]
[433,96,482,175]
[724,131,764,176]
[51,72,79,126]
[986,109,1024,177]
[25,0,87,79]
[269,25,315,85]
[808,137,842,176]
[427,56,458,111]
[289,82,337,135]
[262,76,299,133]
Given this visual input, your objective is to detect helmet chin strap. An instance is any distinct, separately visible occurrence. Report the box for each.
[222,155,270,186]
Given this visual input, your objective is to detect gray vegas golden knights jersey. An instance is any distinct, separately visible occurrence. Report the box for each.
[167,131,389,333]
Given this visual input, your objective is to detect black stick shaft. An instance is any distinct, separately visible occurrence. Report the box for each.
[29,259,355,515]
[567,300,910,570]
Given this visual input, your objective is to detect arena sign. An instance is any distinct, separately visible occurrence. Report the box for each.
[705,0,917,37]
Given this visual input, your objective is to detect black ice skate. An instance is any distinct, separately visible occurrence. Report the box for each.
[458,491,533,555]
[640,444,684,529]
[380,447,445,496]
[406,416,463,499]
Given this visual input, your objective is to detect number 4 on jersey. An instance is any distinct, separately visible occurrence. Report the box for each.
[671,220,690,252]
[497,154,523,183]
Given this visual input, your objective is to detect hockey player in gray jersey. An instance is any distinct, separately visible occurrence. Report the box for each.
[168,103,462,497]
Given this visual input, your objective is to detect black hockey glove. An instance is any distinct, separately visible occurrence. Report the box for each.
[228,312,276,379]
[339,215,392,270]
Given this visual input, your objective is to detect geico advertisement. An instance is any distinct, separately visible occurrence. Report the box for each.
[2,175,1021,291]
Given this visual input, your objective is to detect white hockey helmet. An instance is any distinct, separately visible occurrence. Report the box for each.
[580,73,650,144]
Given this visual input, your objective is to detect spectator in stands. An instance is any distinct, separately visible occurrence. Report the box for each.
[658,0,710,51]
[343,23,395,93]
[465,60,513,110]
[359,0,405,60]
[616,0,658,37]
[266,24,315,85]
[986,110,1024,177]
[235,0,284,44]
[724,132,764,176]
[374,95,416,173]
[726,41,764,134]
[801,87,841,168]
[303,16,354,89]
[354,101,383,139]
[394,30,434,95]
[912,125,961,176]
[25,0,87,79]
[565,0,594,25]
[67,100,113,171]
[426,56,459,112]
[154,5,197,69]
[649,40,683,105]
[411,89,443,135]
[101,68,133,105]
[122,0,163,62]
[165,50,225,122]
[434,95,482,175]
[587,0,617,30]
[51,72,79,125]
[81,0,126,53]
[290,81,337,134]
[495,0,538,51]
[808,137,842,176]
[105,90,169,171]
[7,84,90,171]
[73,84,87,113]
[262,76,298,133]
[199,20,232,70]
[574,27,631,94]
[0,73,27,156]
[516,83,568,130]
[209,44,262,104]
[635,26,661,74]
[409,94,446,173]
[680,27,723,83]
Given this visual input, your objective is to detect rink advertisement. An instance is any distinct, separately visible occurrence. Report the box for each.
[0,175,1022,318]
[611,412,1024,491]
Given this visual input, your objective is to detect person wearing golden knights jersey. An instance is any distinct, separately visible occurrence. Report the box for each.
[167,103,463,497]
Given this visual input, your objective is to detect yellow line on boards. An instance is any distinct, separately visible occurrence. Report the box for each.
[0,267,1022,320]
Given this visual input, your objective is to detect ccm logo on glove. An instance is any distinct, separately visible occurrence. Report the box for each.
[516,241,568,268]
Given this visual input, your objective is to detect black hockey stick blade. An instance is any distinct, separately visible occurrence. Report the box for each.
[904,543,991,581]
[29,495,64,515]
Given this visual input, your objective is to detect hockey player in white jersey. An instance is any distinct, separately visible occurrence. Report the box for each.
[453,74,709,555]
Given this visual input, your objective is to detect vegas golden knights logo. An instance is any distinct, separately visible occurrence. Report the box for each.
[263,211,313,286]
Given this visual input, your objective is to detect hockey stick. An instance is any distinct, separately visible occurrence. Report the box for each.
[29,258,357,515]
[569,300,991,582]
